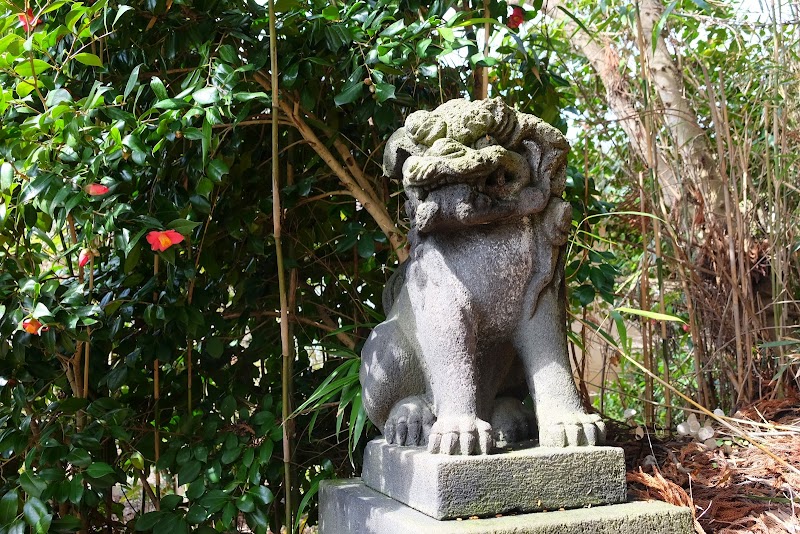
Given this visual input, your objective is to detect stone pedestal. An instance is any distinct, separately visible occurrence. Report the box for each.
[361,439,626,519]
[318,439,694,533]
[319,479,693,534]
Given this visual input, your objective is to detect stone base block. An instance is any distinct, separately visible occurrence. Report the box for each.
[361,439,626,519]
[319,479,693,534]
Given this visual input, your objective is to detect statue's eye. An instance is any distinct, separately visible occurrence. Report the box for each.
[473,135,499,149]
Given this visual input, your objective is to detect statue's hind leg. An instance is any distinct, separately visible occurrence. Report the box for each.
[360,316,428,445]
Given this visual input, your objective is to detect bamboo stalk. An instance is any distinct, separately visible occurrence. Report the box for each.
[654,217,672,433]
[153,255,161,507]
[638,172,654,428]
[266,0,294,528]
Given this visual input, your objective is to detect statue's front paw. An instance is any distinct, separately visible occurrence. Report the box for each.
[539,412,606,447]
[384,396,435,447]
[428,416,493,455]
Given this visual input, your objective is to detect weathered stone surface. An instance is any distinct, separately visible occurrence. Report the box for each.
[319,479,694,534]
[360,438,626,520]
[360,98,606,455]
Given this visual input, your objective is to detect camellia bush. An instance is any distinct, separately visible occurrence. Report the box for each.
[0,0,596,532]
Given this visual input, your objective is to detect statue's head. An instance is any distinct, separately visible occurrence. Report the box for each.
[383,98,569,232]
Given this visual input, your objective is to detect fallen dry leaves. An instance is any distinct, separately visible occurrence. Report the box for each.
[626,396,800,533]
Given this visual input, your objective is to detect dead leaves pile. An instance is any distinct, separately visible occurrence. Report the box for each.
[627,396,800,533]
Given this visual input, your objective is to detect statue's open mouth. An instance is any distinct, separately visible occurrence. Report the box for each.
[402,142,531,202]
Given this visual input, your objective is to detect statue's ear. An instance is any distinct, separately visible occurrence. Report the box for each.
[383,128,421,179]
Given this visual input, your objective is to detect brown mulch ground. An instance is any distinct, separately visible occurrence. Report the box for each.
[621,397,800,533]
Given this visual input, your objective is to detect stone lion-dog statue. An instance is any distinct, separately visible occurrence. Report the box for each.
[360,98,605,455]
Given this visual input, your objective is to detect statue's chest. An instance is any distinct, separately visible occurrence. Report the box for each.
[411,220,536,319]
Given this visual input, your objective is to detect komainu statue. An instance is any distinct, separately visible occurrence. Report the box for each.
[360,98,605,455]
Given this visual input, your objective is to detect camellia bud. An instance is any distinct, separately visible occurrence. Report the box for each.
[79,249,92,267]
[85,183,110,196]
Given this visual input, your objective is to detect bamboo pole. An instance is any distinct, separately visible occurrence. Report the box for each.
[266,0,294,528]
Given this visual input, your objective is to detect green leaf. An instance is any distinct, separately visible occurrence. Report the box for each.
[113,5,134,26]
[380,19,405,37]
[86,462,115,478]
[206,337,224,359]
[150,77,168,100]
[69,476,84,504]
[23,497,51,534]
[235,494,255,513]
[160,494,183,510]
[615,307,686,323]
[14,59,52,77]
[124,64,142,99]
[334,82,363,106]
[374,83,395,103]
[16,79,38,98]
[249,486,274,506]
[438,27,454,42]
[167,219,201,235]
[220,395,236,420]
[130,451,145,471]
[1,162,13,192]
[186,480,205,500]
[122,133,148,165]
[572,284,595,307]
[21,174,53,203]
[19,472,47,499]
[177,460,202,486]
[199,490,229,513]
[651,0,678,53]
[242,447,254,467]
[73,53,103,67]
[207,158,229,183]
[221,446,241,465]
[0,490,19,525]
[232,91,268,102]
[201,118,211,165]
[274,0,299,11]
[154,98,190,110]
[45,88,72,107]
[66,448,92,468]
[192,87,219,105]
[222,502,236,526]
[321,5,339,20]
[135,511,165,531]
[186,504,208,524]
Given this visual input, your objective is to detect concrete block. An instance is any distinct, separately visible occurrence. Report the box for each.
[319,478,693,534]
[361,439,626,519]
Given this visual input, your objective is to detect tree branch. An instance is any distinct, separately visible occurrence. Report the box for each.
[253,72,408,262]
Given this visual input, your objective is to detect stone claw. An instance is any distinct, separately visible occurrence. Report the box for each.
[427,416,494,455]
[539,413,605,447]
[383,396,434,447]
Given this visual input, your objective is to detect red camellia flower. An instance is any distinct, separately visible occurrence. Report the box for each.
[18,9,41,32]
[508,6,525,29]
[85,183,110,196]
[22,318,48,335]
[146,230,184,252]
